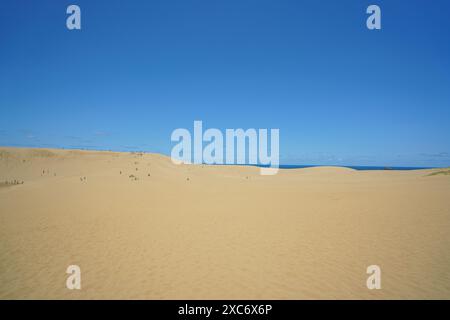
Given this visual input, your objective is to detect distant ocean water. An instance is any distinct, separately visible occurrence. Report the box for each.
[257,165,434,171]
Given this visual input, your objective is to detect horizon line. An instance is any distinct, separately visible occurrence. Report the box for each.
[0,145,447,170]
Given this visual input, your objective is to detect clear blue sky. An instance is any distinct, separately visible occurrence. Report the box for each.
[1,0,449,166]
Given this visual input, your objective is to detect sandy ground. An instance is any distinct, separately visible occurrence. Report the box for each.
[0,147,449,299]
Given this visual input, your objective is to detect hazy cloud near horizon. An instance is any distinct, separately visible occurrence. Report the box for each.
[419,152,449,159]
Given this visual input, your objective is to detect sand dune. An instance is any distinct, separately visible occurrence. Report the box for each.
[0,147,449,299]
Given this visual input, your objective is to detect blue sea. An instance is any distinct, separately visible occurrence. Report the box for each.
[257,165,434,171]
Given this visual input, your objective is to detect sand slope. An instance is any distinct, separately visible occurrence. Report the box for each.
[0,147,449,299]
